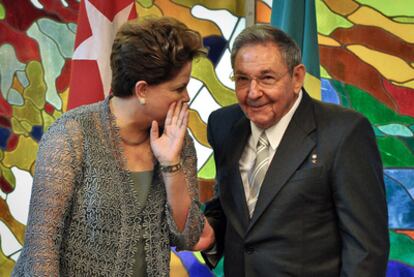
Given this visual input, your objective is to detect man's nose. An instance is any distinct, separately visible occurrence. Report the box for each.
[247,79,262,99]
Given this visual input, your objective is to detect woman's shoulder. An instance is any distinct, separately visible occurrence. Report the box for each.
[48,100,106,131]
[41,99,107,145]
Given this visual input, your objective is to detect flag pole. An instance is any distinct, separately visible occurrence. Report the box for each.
[245,0,255,27]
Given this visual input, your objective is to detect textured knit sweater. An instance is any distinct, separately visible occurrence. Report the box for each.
[12,97,204,277]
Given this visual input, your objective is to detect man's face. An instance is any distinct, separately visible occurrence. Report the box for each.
[233,42,305,129]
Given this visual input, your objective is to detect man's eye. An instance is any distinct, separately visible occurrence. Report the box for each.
[260,75,276,84]
[236,76,248,82]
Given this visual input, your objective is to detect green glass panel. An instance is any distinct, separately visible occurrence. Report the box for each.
[0,3,5,20]
[0,164,15,189]
[377,136,414,167]
[393,17,414,23]
[0,44,26,101]
[315,0,353,36]
[213,257,224,277]
[331,80,414,126]
[378,124,413,137]
[389,230,414,267]
[41,110,57,133]
[333,83,351,107]
[137,0,153,8]
[197,153,216,179]
[173,0,245,17]
[354,0,414,16]
[38,18,75,58]
[373,126,385,137]
[320,65,331,79]
[399,137,414,154]
[27,21,64,110]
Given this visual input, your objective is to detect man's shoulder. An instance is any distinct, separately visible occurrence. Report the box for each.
[209,104,243,125]
[311,98,367,125]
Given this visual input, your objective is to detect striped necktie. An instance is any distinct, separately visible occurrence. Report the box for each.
[247,132,270,217]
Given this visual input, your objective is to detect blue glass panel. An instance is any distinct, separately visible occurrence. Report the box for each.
[0,126,11,149]
[203,35,227,67]
[172,248,213,277]
[30,125,43,142]
[387,260,414,277]
[384,172,414,229]
[385,169,414,199]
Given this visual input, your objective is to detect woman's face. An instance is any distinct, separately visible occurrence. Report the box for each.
[142,62,192,125]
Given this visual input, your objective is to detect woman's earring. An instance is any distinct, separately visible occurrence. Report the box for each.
[138,97,146,105]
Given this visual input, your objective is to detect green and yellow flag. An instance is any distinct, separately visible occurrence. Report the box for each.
[271,0,321,99]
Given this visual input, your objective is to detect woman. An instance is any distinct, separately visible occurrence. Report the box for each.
[13,16,206,276]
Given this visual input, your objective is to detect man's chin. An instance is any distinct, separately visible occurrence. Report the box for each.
[248,116,273,129]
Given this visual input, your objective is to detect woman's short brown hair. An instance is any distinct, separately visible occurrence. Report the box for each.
[110,16,205,97]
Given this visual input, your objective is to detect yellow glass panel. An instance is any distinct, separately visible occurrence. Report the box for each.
[13,100,42,127]
[11,118,28,136]
[0,249,14,277]
[392,80,414,90]
[347,44,414,82]
[153,0,221,37]
[170,251,189,277]
[24,61,46,110]
[323,0,359,16]
[189,109,208,147]
[318,34,341,46]
[191,57,237,107]
[136,1,162,17]
[304,73,321,100]
[348,6,414,43]
[3,136,38,171]
[0,197,25,245]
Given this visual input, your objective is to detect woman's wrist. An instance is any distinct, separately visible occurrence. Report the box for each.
[160,161,182,173]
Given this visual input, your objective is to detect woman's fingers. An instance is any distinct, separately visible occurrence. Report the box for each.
[170,101,182,126]
[164,102,176,126]
[150,120,159,142]
[178,103,188,128]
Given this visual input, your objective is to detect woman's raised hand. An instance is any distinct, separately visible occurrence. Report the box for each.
[150,101,189,165]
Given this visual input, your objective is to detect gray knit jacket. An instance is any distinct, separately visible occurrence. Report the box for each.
[12,97,204,277]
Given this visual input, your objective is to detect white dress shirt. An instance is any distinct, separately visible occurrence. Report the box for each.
[239,90,303,212]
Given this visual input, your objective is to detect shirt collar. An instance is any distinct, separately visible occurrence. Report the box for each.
[250,89,303,151]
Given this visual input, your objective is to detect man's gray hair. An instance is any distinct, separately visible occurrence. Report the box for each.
[231,24,302,74]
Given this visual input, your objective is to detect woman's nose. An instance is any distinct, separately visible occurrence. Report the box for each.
[182,90,190,102]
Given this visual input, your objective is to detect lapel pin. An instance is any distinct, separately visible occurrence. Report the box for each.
[311,153,317,164]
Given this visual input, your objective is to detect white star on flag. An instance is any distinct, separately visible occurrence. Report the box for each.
[68,0,137,110]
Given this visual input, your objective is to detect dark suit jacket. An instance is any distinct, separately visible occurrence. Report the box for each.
[204,91,389,277]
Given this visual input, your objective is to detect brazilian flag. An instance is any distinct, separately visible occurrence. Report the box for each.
[271,0,321,99]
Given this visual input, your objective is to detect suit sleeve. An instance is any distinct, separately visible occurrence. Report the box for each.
[201,112,227,268]
[332,116,389,277]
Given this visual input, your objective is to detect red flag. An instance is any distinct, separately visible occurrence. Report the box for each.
[68,0,137,110]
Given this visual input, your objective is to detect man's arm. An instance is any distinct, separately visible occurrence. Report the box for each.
[332,116,389,276]
[199,111,227,268]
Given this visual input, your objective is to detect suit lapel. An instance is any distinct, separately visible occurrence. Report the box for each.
[247,92,317,231]
[220,115,251,235]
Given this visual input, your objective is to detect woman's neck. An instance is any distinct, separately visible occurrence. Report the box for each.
[110,96,150,146]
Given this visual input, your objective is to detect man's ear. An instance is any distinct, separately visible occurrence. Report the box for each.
[292,64,306,94]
